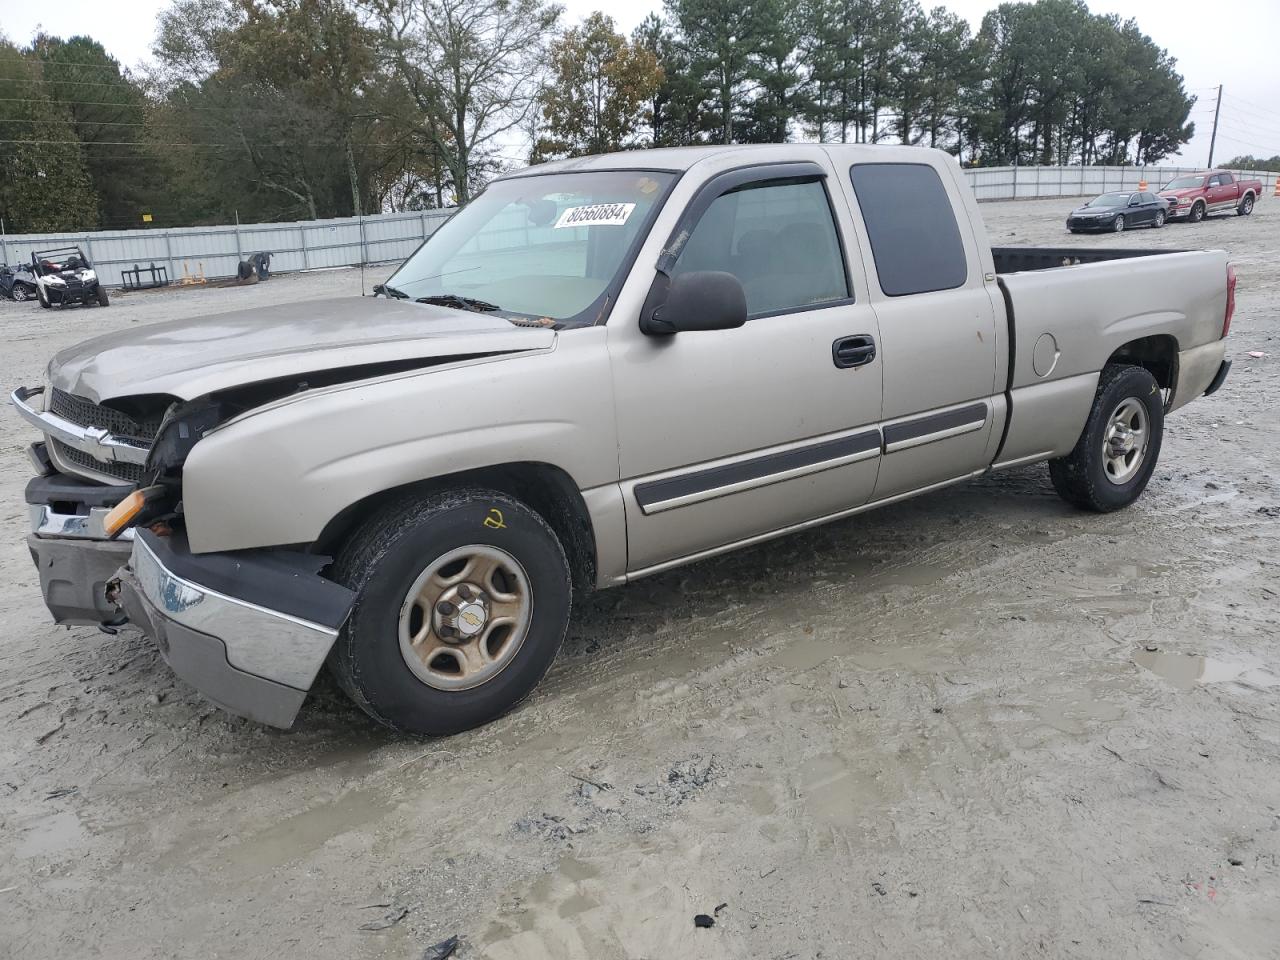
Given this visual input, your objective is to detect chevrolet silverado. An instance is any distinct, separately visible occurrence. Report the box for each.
[12,145,1235,735]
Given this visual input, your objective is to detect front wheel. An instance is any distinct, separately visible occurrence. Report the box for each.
[1112,214,1126,233]
[1237,195,1254,216]
[329,488,572,735]
[96,285,110,306]
[1189,202,1205,223]
[1049,364,1164,512]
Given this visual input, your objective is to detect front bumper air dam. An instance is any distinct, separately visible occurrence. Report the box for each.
[28,535,134,624]
[116,530,356,729]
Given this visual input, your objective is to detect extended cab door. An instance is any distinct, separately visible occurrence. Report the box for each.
[836,159,1003,500]
[1205,172,1236,212]
[608,160,884,574]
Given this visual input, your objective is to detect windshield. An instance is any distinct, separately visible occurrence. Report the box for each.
[1085,193,1129,208]
[385,170,676,326]
[1162,176,1205,191]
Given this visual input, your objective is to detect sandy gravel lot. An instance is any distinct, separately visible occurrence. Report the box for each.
[1,200,1277,960]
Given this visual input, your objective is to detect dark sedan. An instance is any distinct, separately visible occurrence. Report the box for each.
[1067,191,1169,233]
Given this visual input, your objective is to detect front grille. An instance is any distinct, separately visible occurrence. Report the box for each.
[50,388,161,446]
[51,439,146,484]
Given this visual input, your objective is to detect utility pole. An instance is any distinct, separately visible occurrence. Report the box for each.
[1208,84,1223,167]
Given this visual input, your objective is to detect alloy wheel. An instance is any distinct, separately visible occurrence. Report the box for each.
[1101,397,1150,484]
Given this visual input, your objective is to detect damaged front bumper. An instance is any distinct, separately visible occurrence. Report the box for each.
[114,532,355,728]
[27,475,355,729]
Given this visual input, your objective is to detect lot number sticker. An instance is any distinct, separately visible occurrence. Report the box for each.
[554,202,636,229]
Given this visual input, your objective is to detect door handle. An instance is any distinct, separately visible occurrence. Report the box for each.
[832,334,876,369]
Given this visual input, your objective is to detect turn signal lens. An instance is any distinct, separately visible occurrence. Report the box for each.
[103,491,146,536]
[1223,264,1236,339]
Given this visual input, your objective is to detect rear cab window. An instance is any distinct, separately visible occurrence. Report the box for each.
[848,163,968,296]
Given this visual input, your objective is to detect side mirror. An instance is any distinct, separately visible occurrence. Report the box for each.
[641,271,747,336]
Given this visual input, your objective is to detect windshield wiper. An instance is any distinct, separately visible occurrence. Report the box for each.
[415,294,502,313]
[373,283,409,299]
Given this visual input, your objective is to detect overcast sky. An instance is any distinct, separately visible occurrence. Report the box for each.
[6,0,1279,166]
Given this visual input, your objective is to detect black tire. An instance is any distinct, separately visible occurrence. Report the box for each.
[328,488,572,736]
[1237,194,1254,216]
[1049,364,1164,512]
[1153,210,1166,228]
[11,283,31,301]
[96,285,110,307]
[1189,201,1205,223]
[1112,214,1126,233]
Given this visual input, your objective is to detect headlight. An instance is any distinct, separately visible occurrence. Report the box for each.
[45,275,66,286]
[81,270,96,282]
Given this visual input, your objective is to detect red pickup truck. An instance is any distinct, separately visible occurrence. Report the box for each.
[1158,169,1262,222]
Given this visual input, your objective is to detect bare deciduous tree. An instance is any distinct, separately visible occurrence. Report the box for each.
[377,0,561,203]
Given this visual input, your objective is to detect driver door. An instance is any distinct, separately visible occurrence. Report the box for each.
[607,163,885,574]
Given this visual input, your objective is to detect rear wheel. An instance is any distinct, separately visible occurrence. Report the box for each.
[1189,201,1205,223]
[1112,214,1126,233]
[1237,194,1254,216]
[11,283,30,301]
[1049,364,1164,512]
[1153,210,1166,228]
[329,488,572,735]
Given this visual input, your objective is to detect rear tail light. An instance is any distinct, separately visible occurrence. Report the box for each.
[1223,264,1236,338]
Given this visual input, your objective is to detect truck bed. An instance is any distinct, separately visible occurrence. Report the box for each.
[990,245,1229,471]
[992,246,1189,274]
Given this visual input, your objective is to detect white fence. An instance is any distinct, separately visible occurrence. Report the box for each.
[963,164,1280,202]
[4,164,1278,287]
[0,208,454,288]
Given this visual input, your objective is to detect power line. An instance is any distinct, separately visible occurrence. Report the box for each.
[1213,132,1279,154]
[0,118,160,127]
[0,76,146,90]
[0,137,352,147]
[0,95,361,116]
[1222,91,1280,115]
[1216,110,1280,139]
[0,55,139,73]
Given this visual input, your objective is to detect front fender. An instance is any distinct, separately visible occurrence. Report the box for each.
[182,330,616,554]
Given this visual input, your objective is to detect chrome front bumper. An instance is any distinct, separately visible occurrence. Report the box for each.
[115,532,355,728]
[31,503,134,541]
[26,471,356,727]
[11,386,150,466]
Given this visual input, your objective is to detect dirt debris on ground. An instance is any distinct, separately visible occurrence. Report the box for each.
[1,201,1279,959]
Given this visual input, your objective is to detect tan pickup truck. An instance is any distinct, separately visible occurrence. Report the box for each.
[12,145,1235,735]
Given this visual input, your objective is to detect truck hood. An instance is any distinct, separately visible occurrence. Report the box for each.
[49,297,557,402]
[1158,188,1200,200]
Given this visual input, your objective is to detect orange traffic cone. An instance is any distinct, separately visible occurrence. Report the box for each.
[1273,179,1279,198]
[1138,179,1149,190]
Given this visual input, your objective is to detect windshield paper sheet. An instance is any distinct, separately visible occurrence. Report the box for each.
[554,202,636,229]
